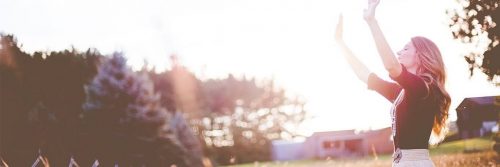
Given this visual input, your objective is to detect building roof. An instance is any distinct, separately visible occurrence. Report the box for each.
[310,129,357,138]
[456,96,500,112]
[307,127,391,141]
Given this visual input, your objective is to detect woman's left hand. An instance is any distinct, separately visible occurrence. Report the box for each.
[363,0,380,22]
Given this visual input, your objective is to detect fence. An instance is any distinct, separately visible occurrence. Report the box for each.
[1,155,100,167]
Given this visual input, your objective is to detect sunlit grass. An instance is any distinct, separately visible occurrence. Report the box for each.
[225,136,496,167]
[430,136,494,155]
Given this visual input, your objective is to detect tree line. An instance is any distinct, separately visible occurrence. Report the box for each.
[0,34,306,166]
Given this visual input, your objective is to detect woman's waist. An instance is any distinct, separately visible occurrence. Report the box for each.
[393,148,431,161]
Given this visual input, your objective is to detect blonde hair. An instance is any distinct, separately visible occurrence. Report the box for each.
[411,36,451,143]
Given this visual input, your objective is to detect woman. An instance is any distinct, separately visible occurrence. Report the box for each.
[335,0,451,166]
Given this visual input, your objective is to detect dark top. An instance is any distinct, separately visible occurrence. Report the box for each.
[367,65,440,149]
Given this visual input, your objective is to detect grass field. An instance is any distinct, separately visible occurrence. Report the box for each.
[226,137,499,167]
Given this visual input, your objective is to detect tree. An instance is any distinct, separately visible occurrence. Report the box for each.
[0,34,101,166]
[39,49,101,165]
[0,34,37,166]
[82,54,188,166]
[147,63,205,167]
[201,75,307,165]
[447,0,500,85]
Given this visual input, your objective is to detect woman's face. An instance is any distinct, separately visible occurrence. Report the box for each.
[397,42,419,70]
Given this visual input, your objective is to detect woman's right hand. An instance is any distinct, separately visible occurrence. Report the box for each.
[363,0,380,22]
[335,14,343,42]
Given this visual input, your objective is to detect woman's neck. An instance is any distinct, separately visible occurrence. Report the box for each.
[407,66,418,74]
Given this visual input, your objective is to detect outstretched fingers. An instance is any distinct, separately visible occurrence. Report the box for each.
[368,0,380,7]
[364,0,380,21]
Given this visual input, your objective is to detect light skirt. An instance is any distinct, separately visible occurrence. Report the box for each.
[392,149,435,167]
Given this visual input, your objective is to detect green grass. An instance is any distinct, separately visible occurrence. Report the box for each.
[224,136,495,167]
[429,136,494,155]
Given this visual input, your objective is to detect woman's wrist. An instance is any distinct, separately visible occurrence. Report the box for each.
[365,18,378,25]
[335,39,346,45]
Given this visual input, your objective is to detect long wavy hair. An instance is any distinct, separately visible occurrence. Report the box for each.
[411,36,451,143]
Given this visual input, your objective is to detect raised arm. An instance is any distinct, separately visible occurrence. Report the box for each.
[335,14,371,83]
[363,0,402,78]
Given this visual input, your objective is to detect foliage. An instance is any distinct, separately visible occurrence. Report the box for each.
[447,0,500,85]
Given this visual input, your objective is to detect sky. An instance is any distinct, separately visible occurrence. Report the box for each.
[1,0,499,136]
